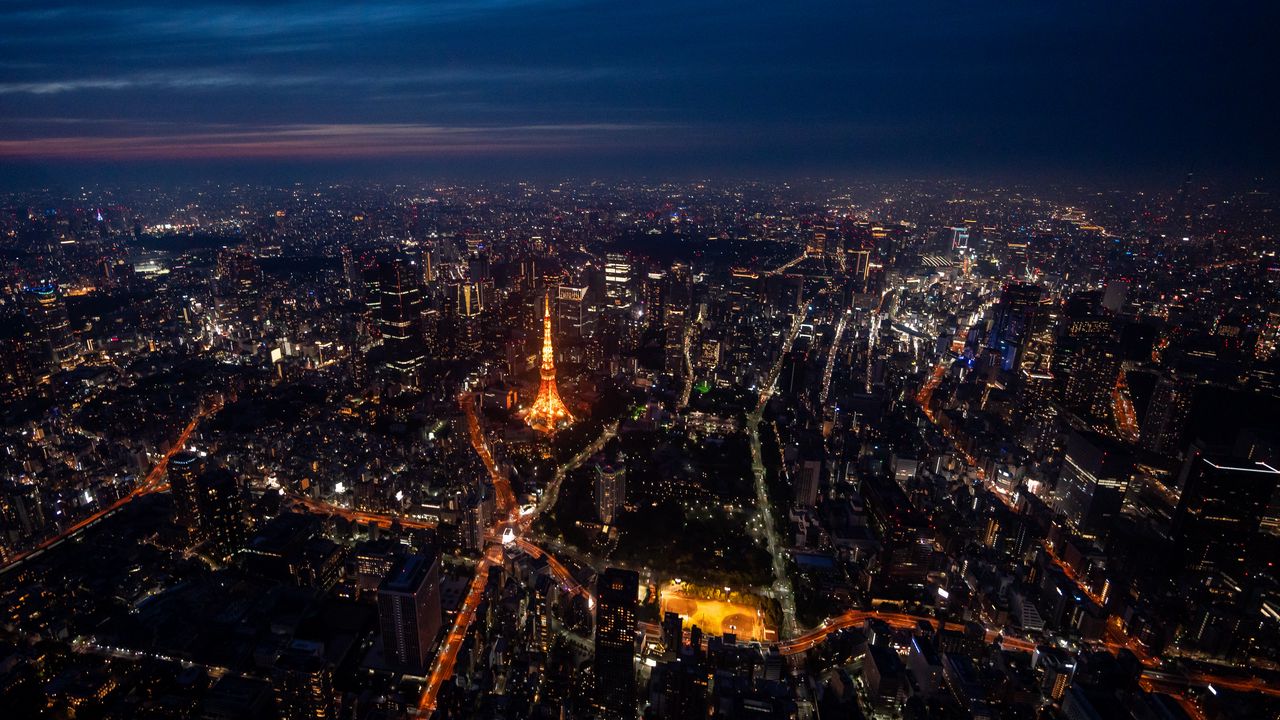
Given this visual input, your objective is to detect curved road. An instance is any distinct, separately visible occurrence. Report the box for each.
[0,401,219,575]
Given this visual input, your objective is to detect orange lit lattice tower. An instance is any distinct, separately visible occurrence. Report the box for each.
[524,294,574,433]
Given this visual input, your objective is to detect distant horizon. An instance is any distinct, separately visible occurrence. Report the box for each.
[3,2,1278,189]
[1,162,1274,197]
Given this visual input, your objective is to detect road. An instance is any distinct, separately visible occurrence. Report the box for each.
[819,310,849,405]
[0,400,218,575]
[459,393,516,520]
[529,420,617,524]
[777,607,1037,655]
[1113,367,1141,442]
[286,493,437,531]
[513,537,591,601]
[747,307,809,638]
[907,291,1280,705]
[676,304,705,409]
[769,250,808,276]
[414,395,614,715]
[417,545,500,715]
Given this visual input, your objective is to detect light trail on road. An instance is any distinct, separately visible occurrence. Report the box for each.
[1,400,219,574]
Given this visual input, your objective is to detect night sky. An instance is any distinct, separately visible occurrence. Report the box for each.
[1,1,1277,184]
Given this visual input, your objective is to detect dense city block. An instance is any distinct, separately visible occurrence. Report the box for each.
[0,180,1277,719]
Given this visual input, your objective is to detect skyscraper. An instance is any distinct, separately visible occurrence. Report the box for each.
[1172,453,1279,571]
[604,253,632,307]
[167,451,204,531]
[1138,371,1193,456]
[455,281,484,353]
[594,567,639,719]
[1056,312,1119,424]
[643,270,668,331]
[1055,430,1132,540]
[22,284,78,370]
[377,553,443,673]
[557,284,596,340]
[340,245,357,298]
[663,305,687,377]
[196,467,244,561]
[988,282,1042,371]
[378,260,426,382]
[595,460,626,524]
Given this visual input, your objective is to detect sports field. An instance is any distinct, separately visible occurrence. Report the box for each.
[659,586,769,642]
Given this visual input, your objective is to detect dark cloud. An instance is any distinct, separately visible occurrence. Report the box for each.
[1,0,1277,183]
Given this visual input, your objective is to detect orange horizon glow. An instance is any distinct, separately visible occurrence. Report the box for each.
[0,122,668,161]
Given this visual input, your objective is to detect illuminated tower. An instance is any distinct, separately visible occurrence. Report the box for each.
[525,294,574,433]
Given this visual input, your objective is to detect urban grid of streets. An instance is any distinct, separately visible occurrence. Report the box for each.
[3,232,1277,716]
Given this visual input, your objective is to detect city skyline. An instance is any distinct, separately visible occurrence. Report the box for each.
[2,3,1280,720]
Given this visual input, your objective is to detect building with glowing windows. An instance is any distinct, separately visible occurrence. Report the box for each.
[593,567,639,718]
[22,284,78,370]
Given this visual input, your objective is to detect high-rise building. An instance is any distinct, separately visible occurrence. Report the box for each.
[0,317,39,389]
[595,460,626,524]
[663,305,687,377]
[861,474,932,595]
[556,284,596,340]
[847,248,872,284]
[168,451,204,531]
[655,657,710,719]
[421,246,437,284]
[378,260,426,382]
[604,253,632,307]
[1101,279,1130,313]
[274,641,336,720]
[455,281,484,353]
[594,567,638,719]
[340,245,358,298]
[377,553,443,673]
[1138,371,1193,456]
[988,282,1043,371]
[196,467,244,561]
[214,247,261,296]
[22,284,78,370]
[1055,431,1132,540]
[794,459,821,508]
[806,225,829,257]
[643,270,668,331]
[1172,453,1280,571]
[1056,313,1119,424]
[360,255,383,312]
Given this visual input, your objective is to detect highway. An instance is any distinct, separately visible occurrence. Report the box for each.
[459,393,516,519]
[286,493,437,531]
[414,394,609,715]
[417,545,499,715]
[819,310,849,405]
[777,607,1037,656]
[1113,368,1141,443]
[1,400,218,575]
